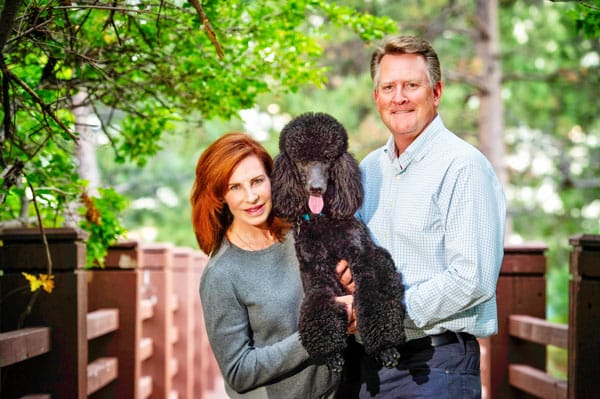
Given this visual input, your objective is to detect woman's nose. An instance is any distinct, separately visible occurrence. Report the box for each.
[245,187,258,202]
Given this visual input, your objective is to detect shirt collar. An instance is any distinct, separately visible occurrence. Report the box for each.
[384,114,444,171]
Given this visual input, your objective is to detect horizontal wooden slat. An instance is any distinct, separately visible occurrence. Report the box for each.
[509,314,568,348]
[0,327,50,367]
[87,308,119,340]
[140,298,154,320]
[500,253,546,274]
[170,357,179,377]
[171,326,179,344]
[139,242,173,268]
[19,395,51,399]
[87,357,118,395]
[573,251,600,277]
[171,294,179,311]
[139,375,153,399]
[509,364,567,399]
[140,337,154,361]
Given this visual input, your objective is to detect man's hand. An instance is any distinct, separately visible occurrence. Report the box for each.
[336,259,355,294]
[336,260,357,333]
[335,294,357,334]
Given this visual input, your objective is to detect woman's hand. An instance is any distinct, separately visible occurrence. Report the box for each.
[336,259,355,294]
[335,294,357,334]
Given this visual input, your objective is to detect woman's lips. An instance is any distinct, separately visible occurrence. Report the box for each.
[245,204,264,216]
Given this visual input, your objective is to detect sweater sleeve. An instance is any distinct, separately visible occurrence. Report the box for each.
[200,264,311,394]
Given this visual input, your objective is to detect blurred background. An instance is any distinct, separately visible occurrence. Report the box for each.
[2,0,599,380]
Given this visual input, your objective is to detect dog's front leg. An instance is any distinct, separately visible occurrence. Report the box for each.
[298,280,349,373]
[352,250,406,368]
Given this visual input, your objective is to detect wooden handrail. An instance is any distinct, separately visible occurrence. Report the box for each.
[508,314,568,349]
[86,308,119,340]
[87,357,118,395]
[509,364,567,398]
[0,327,50,367]
[0,228,219,398]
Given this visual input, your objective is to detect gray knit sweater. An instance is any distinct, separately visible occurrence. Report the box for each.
[199,234,338,398]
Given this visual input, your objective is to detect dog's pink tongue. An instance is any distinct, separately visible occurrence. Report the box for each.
[308,195,324,214]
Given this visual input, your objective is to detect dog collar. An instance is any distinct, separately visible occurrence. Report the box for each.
[302,213,323,221]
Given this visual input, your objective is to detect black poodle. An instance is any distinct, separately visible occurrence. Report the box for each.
[271,112,406,373]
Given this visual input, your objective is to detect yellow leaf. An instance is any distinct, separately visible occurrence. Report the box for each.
[39,274,55,293]
[21,272,55,293]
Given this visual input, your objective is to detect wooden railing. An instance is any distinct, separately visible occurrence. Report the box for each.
[0,228,219,399]
[1,229,598,398]
[481,234,600,399]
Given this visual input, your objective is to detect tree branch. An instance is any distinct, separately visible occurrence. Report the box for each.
[0,0,24,51]
[6,69,78,141]
[189,0,224,59]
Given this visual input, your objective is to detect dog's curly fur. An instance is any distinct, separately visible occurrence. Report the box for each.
[271,112,406,373]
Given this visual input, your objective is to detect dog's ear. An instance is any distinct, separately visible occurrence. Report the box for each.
[326,152,363,218]
[271,152,306,220]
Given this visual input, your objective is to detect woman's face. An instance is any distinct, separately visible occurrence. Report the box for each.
[224,155,272,229]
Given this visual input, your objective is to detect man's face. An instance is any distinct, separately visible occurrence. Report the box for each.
[374,53,442,142]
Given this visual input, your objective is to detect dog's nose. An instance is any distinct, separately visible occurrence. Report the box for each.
[308,163,328,193]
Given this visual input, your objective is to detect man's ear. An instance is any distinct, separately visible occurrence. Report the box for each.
[433,81,443,106]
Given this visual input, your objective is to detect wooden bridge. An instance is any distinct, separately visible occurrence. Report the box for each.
[0,228,598,398]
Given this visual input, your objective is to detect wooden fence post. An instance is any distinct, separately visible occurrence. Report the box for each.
[480,243,547,399]
[568,234,600,399]
[171,247,195,399]
[87,241,144,398]
[191,250,209,398]
[0,227,88,398]
[139,242,174,399]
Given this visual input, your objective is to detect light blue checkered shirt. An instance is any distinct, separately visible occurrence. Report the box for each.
[358,115,506,340]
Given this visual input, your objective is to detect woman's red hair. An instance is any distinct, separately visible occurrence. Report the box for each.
[190,132,289,255]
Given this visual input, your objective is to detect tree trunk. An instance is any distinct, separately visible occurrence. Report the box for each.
[65,90,101,227]
[72,90,100,195]
[475,0,511,235]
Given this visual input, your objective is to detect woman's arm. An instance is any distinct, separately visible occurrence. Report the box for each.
[200,266,311,393]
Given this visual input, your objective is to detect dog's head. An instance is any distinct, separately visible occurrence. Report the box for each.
[271,112,363,220]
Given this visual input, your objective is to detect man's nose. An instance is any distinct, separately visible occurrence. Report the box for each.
[392,86,407,102]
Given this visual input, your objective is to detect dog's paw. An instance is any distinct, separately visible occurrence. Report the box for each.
[326,353,345,374]
[378,347,400,368]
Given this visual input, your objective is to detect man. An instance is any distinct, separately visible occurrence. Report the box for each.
[354,35,506,398]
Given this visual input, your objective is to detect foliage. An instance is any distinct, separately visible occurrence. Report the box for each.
[0,0,396,265]
[79,188,129,267]
[565,0,600,38]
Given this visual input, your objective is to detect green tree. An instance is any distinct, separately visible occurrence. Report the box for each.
[0,0,396,265]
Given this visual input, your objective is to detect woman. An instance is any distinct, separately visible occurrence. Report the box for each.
[191,132,350,398]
